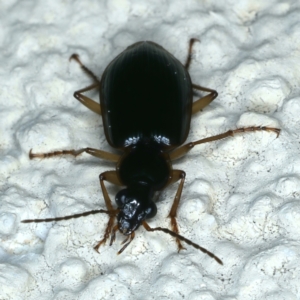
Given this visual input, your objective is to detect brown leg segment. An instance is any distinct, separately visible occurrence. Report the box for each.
[170,126,281,161]
[192,84,218,115]
[94,171,123,252]
[166,170,186,251]
[184,39,218,114]
[73,83,102,115]
[70,54,102,115]
[29,147,120,163]
[183,39,218,113]
[70,54,100,83]
[184,38,200,70]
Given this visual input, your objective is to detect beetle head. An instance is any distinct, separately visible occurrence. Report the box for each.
[115,186,157,235]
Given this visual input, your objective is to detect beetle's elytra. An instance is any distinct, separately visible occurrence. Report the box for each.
[23,39,280,265]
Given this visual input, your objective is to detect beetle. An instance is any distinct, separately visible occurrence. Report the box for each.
[22,39,280,265]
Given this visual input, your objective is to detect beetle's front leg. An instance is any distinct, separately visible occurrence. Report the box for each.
[94,171,123,252]
[166,169,186,251]
[70,54,102,115]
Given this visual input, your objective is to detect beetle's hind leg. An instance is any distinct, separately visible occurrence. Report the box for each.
[186,45,218,113]
[183,39,218,114]
[184,38,199,70]
[70,54,102,115]
[191,84,218,115]
[70,54,99,83]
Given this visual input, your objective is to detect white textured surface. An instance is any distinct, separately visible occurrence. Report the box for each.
[1,0,300,299]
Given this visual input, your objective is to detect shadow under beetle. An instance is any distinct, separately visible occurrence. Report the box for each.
[22,39,280,265]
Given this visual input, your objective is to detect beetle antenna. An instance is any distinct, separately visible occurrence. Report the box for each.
[21,209,116,223]
[142,221,223,265]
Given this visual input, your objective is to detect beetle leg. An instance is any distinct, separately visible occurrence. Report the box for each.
[29,147,120,162]
[94,171,123,252]
[70,54,100,83]
[183,38,218,113]
[70,53,102,115]
[166,170,186,252]
[73,83,102,115]
[184,38,200,70]
[192,84,218,114]
[94,216,115,252]
[109,224,119,246]
[169,126,281,161]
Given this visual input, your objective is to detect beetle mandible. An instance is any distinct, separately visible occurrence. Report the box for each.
[22,39,280,265]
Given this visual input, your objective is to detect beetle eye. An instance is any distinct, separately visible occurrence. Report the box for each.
[145,202,157,219]
[115,189,129,208]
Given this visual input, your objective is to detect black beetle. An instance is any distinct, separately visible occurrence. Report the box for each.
[23,39,280,265]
